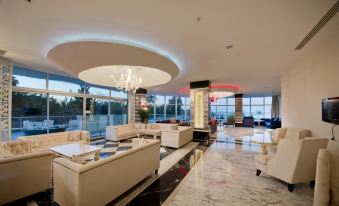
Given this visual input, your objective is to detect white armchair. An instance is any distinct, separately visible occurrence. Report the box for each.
[255,127,328,192]
[161,126,193,148]
[313,141,339,206]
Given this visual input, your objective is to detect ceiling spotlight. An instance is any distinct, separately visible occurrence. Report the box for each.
[196,16,201,22]
[225,45,233,49]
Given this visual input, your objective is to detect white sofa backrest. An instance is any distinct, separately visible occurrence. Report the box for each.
[178,126,192,131]
[116,124,135,134]
[18,130,90,151]
[314,147,339,206]
[157,123,179,131]
[284,127,311,140]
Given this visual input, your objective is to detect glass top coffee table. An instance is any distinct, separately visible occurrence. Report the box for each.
[49,143,101,158]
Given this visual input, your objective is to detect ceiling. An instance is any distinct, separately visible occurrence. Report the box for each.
[0,0,338,96]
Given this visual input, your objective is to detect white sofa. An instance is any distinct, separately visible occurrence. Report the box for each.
[106,123,181,141]
[161,126,193,148]
[53,139,160,206]
[18,130,90,152]
[106,124,139,141]
[313,140,339,206]
[0,140,53,205]
[255,127,328,192]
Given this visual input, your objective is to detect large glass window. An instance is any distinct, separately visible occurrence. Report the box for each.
[49,95,83,132]
[209,97,236,122]
[11,66,128,140]
[86,98,109,138]
[87,84,110,96]
[242,96,273,119]
[48,74,83,93]
[11,92,47,140]
[155,95,165,121]
[12,67,46,89]
[110,100,127,125]
[166,96,176,119]
[146,94,190,123]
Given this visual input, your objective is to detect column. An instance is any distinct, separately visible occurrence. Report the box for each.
[235,94,243,127]
[189,81,211,130]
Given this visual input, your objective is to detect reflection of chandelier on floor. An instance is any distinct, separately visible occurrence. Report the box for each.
[114,68,142,93]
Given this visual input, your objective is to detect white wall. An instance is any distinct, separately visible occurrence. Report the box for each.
[281,33,339,141]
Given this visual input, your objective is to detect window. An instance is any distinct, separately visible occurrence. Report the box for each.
[48,74,83,93]
[86,98,109,138]
[209,96,235,122]
[11,66,129,140]
[242,96,273,119]
[155,95,165,121]
[12,67,46,89]
[110,100,127,125]
[146,94,190,123]
[166,96,176,119]
[87,84,110,96]
[49,95,83,132]
[11,92,47,140]
[111,89,127,99]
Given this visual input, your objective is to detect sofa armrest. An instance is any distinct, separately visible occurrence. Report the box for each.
[314,149,331,206]
[106,126,118,140]
[53,157,83,173]
[0,151,52,164]
[161,130,180,133]
[80,131,90,143]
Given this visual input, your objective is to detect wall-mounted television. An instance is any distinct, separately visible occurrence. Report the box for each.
[322,97,339,124]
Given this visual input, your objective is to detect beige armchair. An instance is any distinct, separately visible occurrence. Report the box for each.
[255,127,328,192]
[313,141,339,206]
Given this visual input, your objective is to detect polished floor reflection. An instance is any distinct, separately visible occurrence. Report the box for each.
[127,145,207,206]
[164,128,314,206]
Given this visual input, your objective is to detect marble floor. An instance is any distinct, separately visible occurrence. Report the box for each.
[163,128,314,206]
[5,128,315,206]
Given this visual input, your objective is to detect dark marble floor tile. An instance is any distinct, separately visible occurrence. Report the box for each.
[127,144,208,206]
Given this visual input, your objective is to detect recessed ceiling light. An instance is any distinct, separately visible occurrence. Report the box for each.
[225,45,233,49]
[196,16,202,22]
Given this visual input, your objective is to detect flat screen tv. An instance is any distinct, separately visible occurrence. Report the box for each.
[322,97,339,124]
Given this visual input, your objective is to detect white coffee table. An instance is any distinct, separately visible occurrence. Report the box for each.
[49,143,101,158]
[137,129,159,139]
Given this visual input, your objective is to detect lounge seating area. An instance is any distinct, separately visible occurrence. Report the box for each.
[106,123,193,148]
[1,1,339,205]
[255,127,329,191]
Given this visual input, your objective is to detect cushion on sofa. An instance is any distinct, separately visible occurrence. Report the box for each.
[170,125,178,130]
[68,131,81,141]
[9,140,31,155]
[149,124,159,130]
[0,147,13,158]
[273,128,287,143]
[285,128,310,140]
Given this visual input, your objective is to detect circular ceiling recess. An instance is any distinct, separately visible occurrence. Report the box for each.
[47,41,179,88]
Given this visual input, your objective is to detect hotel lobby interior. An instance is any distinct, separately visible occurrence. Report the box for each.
[0,0,339,206]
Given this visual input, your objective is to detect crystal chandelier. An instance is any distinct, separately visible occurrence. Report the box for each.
[114,68,142,93]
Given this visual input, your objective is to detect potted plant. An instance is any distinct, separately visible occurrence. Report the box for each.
[138,109,149,124]
[226,113,235,126]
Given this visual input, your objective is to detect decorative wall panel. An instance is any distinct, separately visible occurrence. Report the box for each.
[0,65,11,141]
